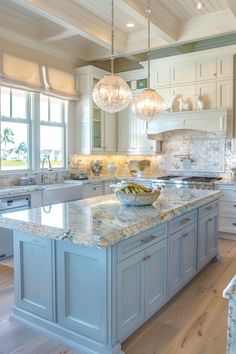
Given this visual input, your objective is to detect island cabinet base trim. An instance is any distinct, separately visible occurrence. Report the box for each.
[11,308,124,354]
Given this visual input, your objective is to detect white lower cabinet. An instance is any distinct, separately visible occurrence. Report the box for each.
[117,238,167,341]
[218,186,236,235]
[82,182,104,198]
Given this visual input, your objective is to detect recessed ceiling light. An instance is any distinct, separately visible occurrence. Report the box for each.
[196,1,203,10]
[126,23,135,28]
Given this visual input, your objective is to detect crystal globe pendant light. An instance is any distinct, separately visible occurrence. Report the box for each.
[132,1,164,121]
[92,0,132,113]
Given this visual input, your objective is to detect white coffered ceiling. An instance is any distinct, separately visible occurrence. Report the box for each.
[0,0,236,67]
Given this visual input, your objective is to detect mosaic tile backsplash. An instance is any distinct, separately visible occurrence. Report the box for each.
[70,130,229,178]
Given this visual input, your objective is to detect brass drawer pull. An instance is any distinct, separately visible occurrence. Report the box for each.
[141,235,156,244]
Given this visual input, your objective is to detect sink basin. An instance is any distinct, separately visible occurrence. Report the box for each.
[42,183,83,205]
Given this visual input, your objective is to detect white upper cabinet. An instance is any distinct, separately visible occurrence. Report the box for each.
[118,104,156,154]
[217,55,233,79]
[197,55,233,81]
[171,60,196,85]
[197,56,217,81]
[196,82,217,110]
[75,66,117,154]
[150,61,170,88]
[217,80,233,109]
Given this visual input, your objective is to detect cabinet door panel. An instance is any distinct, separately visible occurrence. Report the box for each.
[196,82,216,109]
[56,243,107,342]
[182,226,197,283]
[197,217,208,271]
[207,214,218,260]
[168,232,183,297]
[197,211,218,271]
[171,61,196,85]
[197,56,217,81]
[217,80,233,109]
[14,232,54,320]
[104,112,117,152]
[217,55,233,79]
[135,118,156,153]
[117,251,145,341]
[118,105,132,152]
[145,239,167,317]
[151,61,170,87]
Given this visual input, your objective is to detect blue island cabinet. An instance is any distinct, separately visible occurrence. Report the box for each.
[11,200,219,354]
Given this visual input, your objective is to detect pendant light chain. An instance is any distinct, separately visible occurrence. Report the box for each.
[131,0,165,121]
[147,0,151,89]
[111,0,114,74]
[92,0,132,113]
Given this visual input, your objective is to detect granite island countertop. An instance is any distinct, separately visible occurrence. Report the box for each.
[0,188,222,248]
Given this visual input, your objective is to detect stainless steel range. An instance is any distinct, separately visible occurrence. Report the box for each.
[153,175,222,189]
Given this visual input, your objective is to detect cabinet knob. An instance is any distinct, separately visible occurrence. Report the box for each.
[208,218,213,222]
[182,233,188,238]
[146,255,151,259]
[232,223,236,226]
[213,73,217,76]
[233,205,236,207]
[143,256,147,261]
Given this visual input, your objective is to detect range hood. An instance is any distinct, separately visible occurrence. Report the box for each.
[147,109,228,139]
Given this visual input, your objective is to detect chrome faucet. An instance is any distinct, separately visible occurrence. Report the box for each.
[41,155,53,183]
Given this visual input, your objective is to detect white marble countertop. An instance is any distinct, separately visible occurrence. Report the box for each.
[0,185,44,198]
[0,188,222,248]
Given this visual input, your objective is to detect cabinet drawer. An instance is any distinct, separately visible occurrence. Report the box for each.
[219,200,236,214]
[169,210,197,235]
[219,216,236,234]
[198,200,218,219]
[83,183,103,198]
[219,188,236,201]
[116,224,167,262]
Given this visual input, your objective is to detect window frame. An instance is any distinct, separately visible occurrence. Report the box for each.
[0,87,68,173]
[0,86,32,172]
[39,94,67,171]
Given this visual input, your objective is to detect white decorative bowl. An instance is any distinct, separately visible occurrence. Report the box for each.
[115,188,161,206]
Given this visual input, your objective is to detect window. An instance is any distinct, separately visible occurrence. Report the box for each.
[40,94,67,169]
[0,87,31,170]
[0,86,68,172]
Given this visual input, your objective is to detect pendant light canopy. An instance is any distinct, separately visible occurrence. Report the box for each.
[132,2,164,121]
[92,0,132,113]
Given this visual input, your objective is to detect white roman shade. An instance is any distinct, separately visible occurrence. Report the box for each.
[0,52,78,100]
[2,53,43,89]
[45,67,77,99]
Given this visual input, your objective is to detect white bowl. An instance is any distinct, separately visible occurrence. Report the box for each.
[115,188,161,206]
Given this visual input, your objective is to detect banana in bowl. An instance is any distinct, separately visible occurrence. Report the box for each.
[115,182,161,206]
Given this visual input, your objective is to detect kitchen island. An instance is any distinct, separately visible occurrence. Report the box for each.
[0,188,222,354]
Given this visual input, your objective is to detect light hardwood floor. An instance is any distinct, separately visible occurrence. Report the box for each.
[0,239,235,354]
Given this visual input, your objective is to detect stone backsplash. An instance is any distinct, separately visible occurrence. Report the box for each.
[70,130,232,178]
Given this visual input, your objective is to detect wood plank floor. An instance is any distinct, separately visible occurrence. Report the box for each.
[0,239,235,354]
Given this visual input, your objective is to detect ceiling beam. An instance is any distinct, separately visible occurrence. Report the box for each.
[120,0,179,43]
[12,0,127,53]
